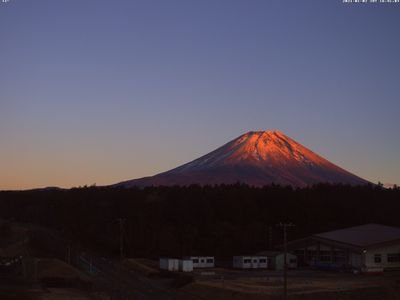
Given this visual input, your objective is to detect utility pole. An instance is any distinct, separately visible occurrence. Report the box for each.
[118,218,126,261]
[278,222,295,300]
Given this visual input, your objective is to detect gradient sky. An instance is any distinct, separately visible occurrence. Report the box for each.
[1,0,399,190]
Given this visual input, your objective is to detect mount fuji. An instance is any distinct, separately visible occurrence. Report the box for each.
[116,130,369,188]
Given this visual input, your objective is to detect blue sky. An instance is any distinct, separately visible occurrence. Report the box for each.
[1,0,399,189]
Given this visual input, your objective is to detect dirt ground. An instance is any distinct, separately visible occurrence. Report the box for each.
[39,288,92,300]
[127,258,400,299]
[0,257,94,300]
[2,247,399,300]
[37,258,90,281]
[182,269,400,300]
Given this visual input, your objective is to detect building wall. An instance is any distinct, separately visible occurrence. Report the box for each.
[364,243,400,270]
[350,253,362,268]
[294,243,351,269]
[293,240,400,272]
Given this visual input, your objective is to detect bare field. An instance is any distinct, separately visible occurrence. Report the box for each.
[123,259,400,299]
[124,258,160,276]
[183,269,400,300]
[39,288,92,300]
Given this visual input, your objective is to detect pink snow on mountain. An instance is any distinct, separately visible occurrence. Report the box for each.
[117,130,369,187]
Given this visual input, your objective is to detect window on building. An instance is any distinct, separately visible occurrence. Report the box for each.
[200,259,205,263]
[252,259,258,263]
[259,259,266,263]
[289,258,297,264]
[206,259,213,263]
[374,254,382,263]
[333,256,346,263]
[192,259,199,263]
[332,251,346,263]
[244,259,251,263]
[319,250,331,262]
[387,253,400,263]
[320,256,331,262]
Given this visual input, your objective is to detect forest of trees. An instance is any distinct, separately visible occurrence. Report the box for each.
[0,184,399,259]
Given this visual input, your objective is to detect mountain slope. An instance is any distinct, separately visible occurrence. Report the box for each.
[117,130,369,187]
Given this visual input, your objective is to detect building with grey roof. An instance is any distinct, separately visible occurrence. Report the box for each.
[288,224,400,273]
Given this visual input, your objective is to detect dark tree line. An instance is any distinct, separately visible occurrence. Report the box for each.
[0,184,399,259]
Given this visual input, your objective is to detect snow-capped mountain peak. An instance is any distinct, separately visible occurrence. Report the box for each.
[116,130,369,187]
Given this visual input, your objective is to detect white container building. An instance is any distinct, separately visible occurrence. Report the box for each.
[159,258,179,271]
[257,251,297,270]
[233,256,268,269]
[179,259,193,272]
[187,256,215,268]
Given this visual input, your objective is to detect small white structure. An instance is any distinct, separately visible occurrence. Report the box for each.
[275,253,297,270]
[233,256,268,269]
[159,258,179,271]
[179,259,193,272]
[258,251,297,270]
[187,256,215,268]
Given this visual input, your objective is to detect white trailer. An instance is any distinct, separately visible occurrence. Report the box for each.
[257,251,298,271]
[233,256,268,269]
[179,259,193,272]
[159,258,179,271]
[257,256,268,268]
[187,256,215,268]
[275,253,297,270]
